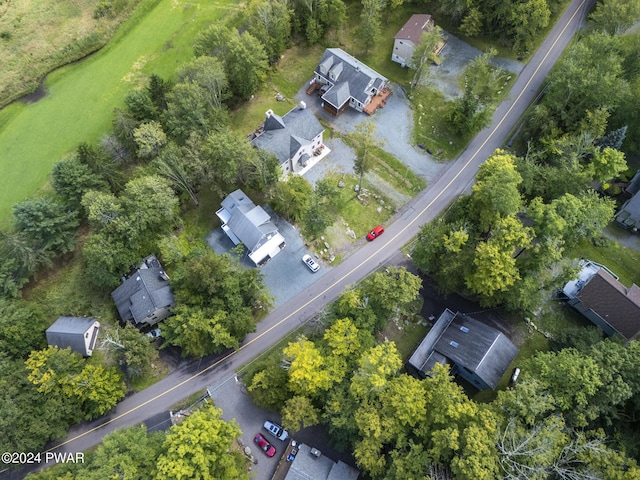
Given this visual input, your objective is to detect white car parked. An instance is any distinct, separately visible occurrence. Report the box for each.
[263,420,289,441]
[302,254,320,273]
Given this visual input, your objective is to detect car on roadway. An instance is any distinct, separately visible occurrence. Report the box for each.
[366,225,384,241]
[254,433,276,457]
[302,254,320,273]
[263,420,289,441]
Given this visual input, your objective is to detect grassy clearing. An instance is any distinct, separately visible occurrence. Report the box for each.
[24,251,117,323]
[409,86,463,159]
[0,0,141,108]
[565,237,640,287]
[315,172,397,254]
[230,44,326,133]
[0,0,243,224]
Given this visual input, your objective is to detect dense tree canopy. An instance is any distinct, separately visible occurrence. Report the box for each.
[155,405,248,480]
[161,249,271,357]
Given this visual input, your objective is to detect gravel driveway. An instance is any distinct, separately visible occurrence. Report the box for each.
[426,32,525,100]
[297,84,445,182]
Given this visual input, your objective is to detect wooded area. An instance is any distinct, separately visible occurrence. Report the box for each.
[1,0,640,477]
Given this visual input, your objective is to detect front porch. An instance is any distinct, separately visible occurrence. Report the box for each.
[363,86,393,115]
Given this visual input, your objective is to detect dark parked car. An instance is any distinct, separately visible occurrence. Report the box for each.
[366,225,384,241]
[254,433,276,457]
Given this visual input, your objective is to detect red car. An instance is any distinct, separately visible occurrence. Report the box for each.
[254,433,276,457]
[367,225,384,241]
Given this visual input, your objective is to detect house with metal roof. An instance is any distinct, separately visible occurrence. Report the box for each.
[408,308,518,390]
[251,103,325,175]
[310,48,390,116]
[46,316,100,357]
[111,255,175,328]
[216,189,286,266]
[615,169,640,232]
[562,260,640,340]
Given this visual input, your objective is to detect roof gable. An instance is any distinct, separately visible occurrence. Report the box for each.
[252,107,324,163]
[111,256,175,325]
[220,190,279,252]
[315,48,388,107]
[394,14,433,42]
[408,309,518,389]
[576,269,640,339]
[46,317,100,356]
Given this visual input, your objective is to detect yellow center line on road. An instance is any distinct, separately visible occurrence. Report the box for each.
[29,0,588,460]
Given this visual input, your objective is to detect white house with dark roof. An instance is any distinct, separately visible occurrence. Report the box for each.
[216,189,286,266]
[562,260,640,340]
[408,309,518,390]
[392,14,435,67]
[251,103,325,175]
[310,48,390,116]
[46,316,100,357]
[111,255,175,328]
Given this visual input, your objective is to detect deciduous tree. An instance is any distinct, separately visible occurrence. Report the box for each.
[282,395,320,433]
[156,405,248,480]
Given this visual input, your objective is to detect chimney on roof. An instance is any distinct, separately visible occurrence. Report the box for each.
[266,109,274,118]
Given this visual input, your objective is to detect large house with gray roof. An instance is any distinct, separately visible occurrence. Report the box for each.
[46,316,100,357]
[111,255,175,328]
[562,260,640,340]
[310,48,390,116]
[216,189,286,266]
[408,308,518,390]
[251,104,324,175]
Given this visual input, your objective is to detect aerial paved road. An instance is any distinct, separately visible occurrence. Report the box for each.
[2,0,594,477]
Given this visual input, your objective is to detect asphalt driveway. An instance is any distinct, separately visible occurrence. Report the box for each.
[208,377,285,480]
[205,206,330,308]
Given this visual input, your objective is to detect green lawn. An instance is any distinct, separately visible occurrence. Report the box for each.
[0,0,243,225]
[565,236,640,287]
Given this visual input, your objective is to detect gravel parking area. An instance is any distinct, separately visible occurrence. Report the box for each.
[205,206,330,308]
[297,84,445,182]
[427,32,524,100]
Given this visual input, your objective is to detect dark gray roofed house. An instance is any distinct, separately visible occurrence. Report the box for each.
[310,48,391,116]
[615,170,640,232]
[408,309,518,390]
[111,255,175,328]
[278,443,359,480]
[46,316,100,357]
[251,103,325,175]
[563,260,640,340]
[216,189,286,266]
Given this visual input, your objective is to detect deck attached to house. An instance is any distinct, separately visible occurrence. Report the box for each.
[363,87,392,115]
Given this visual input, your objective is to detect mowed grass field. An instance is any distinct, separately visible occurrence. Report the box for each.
[0,0,243,224]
